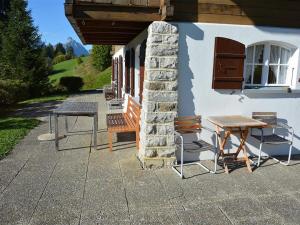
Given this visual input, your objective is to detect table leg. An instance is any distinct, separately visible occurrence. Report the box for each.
[241,129,252,173]
[93,114,98,150]
[234,128,246,159]
[54,114,59,151]
[216,126,231,174]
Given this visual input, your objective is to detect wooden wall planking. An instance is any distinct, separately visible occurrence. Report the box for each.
[75,0,160,7]
[170,0,300,28]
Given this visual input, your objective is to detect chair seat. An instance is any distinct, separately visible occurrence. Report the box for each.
[251,134,291,144]
[180,140,214,152]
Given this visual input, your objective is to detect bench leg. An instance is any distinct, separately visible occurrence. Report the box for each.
[136,130,140,151]
[108,131,113,152]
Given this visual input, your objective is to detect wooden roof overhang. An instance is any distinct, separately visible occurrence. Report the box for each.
[65,0,173,45]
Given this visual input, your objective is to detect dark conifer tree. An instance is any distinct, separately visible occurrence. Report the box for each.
[55,43,66,56]
[0,0,49,96]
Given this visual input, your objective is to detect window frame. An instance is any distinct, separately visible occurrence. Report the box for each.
[244,42,292,87]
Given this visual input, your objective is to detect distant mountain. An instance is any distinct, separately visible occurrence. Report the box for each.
[64,37,89,57]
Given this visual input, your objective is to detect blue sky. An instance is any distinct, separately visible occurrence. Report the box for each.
[27,0,91,50]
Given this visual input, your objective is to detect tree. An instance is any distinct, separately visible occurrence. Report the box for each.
[55,43,66,56]
[42,43,55,59]
[66,46,74,59]
[77,57,83,65]
[0,0,49,96]
[0,0,9,56]
[91,45,112,71]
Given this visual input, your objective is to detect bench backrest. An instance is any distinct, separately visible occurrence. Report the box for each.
[125,96,141,128]
[174,115,202,134]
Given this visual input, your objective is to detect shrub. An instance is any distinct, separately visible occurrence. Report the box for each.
[91,45,112,71]
[52,54,67,65]
[0,79,29,105]
[77,57,83,65]
[59,76,83,93]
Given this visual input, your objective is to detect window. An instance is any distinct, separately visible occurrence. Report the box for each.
[245,43,292,86]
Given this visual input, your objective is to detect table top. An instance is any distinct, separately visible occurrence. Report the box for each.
[207,115,267,128]
[53,101,98,115]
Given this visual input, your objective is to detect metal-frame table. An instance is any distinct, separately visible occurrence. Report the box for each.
[53,102,98,151]
[207,115,267,173]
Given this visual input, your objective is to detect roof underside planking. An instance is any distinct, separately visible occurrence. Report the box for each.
[65,0,173,45]
[66,0,300,45]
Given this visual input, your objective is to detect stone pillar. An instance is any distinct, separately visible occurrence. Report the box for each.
[138,21,179,169]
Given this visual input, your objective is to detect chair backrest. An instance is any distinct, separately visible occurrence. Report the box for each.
[125,96,141,128]
[174,115,202,134]
[252,112,277,126]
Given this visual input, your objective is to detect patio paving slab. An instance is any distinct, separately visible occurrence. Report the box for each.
[0,93,300,225]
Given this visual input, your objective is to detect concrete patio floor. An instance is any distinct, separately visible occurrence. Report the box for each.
[0,93,300,225]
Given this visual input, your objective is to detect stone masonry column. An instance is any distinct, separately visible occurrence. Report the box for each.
[138,21,179,169]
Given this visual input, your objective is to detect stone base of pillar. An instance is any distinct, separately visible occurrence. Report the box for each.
[138,155,176,169]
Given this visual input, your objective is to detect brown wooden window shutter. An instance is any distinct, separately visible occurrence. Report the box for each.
[139,40,146,104]
[212,37,246,89]
[130,48,135,96]
[118,56,123,98]
[125,50,130,94]
[112,58,115,82]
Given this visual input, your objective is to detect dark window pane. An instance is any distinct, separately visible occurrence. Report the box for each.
[246,46,254,63]
[268,65,278,84]
[245,65,252,84]
[255,45,264,64]
[253,65,263,84]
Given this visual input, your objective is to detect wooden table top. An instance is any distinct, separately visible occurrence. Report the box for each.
[207,115,267,128]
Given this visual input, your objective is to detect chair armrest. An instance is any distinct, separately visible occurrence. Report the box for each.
[174,131,184,145]
[276,122,294,143]
[202,126,218,148]
[277,122,293,131]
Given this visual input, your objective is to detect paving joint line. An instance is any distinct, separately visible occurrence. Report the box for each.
[0,157,31,200]
[218,206,235,225]
[28,161,58,224]
[117,157,131,224]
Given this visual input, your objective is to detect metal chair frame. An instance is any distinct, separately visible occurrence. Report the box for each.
[171,116,218,179]
[251,112,294,166]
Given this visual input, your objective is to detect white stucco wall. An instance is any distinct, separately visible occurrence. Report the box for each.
[112,29,147,103]
[177,22,300,160]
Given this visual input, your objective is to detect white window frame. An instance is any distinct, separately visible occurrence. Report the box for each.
[244,42,292,87]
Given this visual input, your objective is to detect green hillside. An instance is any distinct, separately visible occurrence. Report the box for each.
[49,57,112,90]
[49,57,88,85]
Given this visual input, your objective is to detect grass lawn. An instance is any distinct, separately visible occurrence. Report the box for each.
[0,117,40,157]
[19,94,68,105]
[49,56,112,90]
[0,94,68,158]
[49,57,88,85]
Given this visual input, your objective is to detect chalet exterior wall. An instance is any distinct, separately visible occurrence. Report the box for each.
[138,22,179,168]
[112,22,300,166]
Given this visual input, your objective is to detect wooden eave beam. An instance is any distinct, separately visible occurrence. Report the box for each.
[65,3,162,22]
[73,0,161,8]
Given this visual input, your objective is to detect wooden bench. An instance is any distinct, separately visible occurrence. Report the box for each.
[106,96,141,151]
